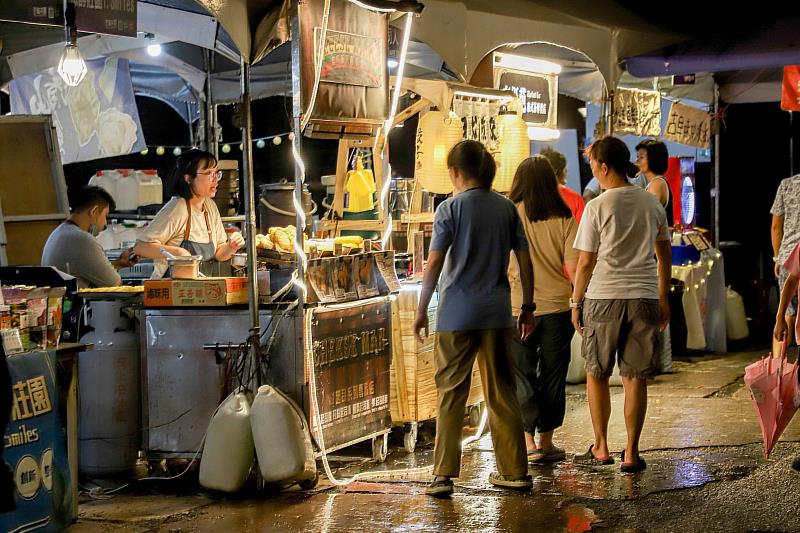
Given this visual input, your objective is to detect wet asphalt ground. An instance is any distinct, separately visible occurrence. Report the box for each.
[68,349,800,532]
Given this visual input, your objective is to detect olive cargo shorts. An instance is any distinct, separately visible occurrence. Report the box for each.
[581,299,661,379]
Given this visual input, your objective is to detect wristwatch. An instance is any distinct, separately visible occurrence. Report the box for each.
[569,298,583,309]
[521,303,536,313]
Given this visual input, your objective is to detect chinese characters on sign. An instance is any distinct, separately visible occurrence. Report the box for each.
[497,71,554,126]
[10,376,53,423]
[76,0,137,36]
[0,0,136,36]
[311,300,392,446]
[663,100,711,149]
[612,88,661,137]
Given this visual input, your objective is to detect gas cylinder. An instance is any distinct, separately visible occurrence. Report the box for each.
[199,392,254,492]
[250,385,316,484]
[78,300,140,477]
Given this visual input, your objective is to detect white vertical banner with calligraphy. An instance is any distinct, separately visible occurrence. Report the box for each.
[663,101,711,149]
[612,88,661,137]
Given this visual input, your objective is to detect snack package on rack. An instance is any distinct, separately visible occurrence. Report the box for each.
[307,258,337,304]
[46,287,66,348]
[374,251,401,294]
[355,254,380,299]
[332,256,358,302]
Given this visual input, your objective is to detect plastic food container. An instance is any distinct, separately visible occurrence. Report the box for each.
[167,256,203,279]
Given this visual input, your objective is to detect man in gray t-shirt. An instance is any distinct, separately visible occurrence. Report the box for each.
[412,140,536,497]
[41,186,136,288]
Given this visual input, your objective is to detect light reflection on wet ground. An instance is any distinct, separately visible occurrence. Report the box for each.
[70,351,800,532]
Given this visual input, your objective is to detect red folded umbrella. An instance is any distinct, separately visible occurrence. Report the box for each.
[744,342,800,458]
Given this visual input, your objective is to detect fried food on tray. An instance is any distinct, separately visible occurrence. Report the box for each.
[79,286,144,293]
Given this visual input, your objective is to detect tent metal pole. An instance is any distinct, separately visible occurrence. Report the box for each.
[205,49,217,157]
[713,83,720,248]
[290,15,308,410]
[240,58,260,336]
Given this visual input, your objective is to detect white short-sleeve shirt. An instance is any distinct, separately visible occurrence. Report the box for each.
[574,185,669,300]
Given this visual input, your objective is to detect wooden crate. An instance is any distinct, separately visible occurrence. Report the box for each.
[390,289,483,424]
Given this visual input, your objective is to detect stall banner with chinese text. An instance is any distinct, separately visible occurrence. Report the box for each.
[0,350,72,533]
[310,298,392,448]
[663,101,711,149]
[9,57,145,164]
[612,88,661,137]
[781,66,800,111]
[0,0,136,36]
[497,71,553,126]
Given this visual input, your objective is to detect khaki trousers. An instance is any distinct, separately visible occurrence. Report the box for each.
[433,328,528,478]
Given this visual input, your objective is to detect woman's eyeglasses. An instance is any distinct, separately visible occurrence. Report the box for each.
[196,169,223,181]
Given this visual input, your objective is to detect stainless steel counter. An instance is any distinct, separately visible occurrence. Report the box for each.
[140,308,302,457]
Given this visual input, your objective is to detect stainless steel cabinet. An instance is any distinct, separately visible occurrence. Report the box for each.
[141,309,300,457]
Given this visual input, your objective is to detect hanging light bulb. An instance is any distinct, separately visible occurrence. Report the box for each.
[156,146,165,155]
[273,136,282,146]
[256,139,266,149]
[222,144,231,154]
[140,147,149,155]
[239,143,244,151]
[57,3,87,87]
[173,147,182,156]
[146,33,162,57]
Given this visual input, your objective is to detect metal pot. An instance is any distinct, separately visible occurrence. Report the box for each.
[167,255,203,279]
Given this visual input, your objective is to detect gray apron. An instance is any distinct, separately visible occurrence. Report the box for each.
[181,198,231,277]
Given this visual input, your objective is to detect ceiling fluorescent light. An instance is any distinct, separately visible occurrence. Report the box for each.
[495,53,562,75]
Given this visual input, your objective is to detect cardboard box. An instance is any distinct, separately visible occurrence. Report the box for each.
[144,278,248,307]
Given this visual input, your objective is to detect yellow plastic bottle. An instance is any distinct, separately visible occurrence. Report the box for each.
[344,155,376,213]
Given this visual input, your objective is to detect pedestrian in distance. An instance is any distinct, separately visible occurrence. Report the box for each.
[540,147,586,225]
[508,155,579,464]
[413,140,536,497]
[570,136,671,473]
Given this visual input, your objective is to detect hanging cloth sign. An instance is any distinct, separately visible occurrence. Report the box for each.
[663,101,711,149]
[781,66,800,111]
[612,88,661,137]
[9,57,145,164]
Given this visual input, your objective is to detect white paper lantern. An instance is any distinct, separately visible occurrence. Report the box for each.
[415,111,463,194]
[493,111,530,192]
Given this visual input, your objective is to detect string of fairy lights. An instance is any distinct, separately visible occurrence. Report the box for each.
[137,133,289,156]
[670,250,723,293]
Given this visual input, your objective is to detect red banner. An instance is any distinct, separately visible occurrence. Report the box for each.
[781,66,800,111]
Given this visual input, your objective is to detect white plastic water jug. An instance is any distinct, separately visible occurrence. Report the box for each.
[88,170,120,201]
[115,169,139,211]
[250,385,316,484]
[199,392,254,492]
[136,170,163,206]
[726,287,749,341]
[566,332,587,384]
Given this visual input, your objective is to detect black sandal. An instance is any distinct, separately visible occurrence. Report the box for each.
[573,444,615,466]
[620,449,647,473]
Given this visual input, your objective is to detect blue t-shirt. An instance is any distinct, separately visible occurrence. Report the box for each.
[430,188,528,331]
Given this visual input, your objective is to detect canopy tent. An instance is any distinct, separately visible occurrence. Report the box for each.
[624,17,800,79]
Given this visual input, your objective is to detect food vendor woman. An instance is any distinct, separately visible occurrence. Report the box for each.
[134,149,244,277]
